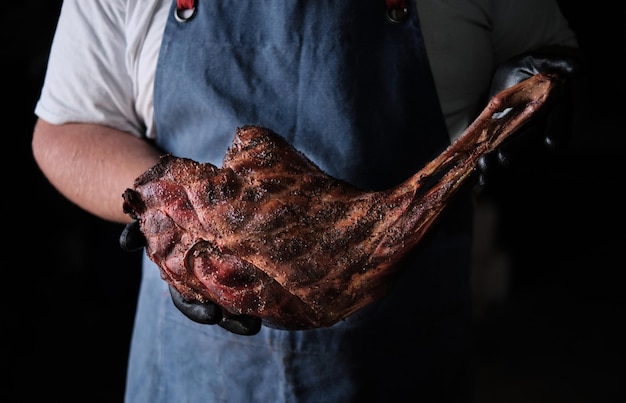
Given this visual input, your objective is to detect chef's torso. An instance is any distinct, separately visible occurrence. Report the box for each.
[125,2,472,402]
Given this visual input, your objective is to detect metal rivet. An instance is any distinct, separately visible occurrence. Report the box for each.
[175,6,196,22]
[386,7,408,24]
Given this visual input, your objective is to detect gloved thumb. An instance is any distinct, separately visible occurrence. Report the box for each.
[119,220,146,251]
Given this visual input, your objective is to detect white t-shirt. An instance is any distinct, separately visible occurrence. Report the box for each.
[35,0,577,141]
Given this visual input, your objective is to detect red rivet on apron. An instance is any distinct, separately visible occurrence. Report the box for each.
[176,0,197,22]
[385,0,408,23]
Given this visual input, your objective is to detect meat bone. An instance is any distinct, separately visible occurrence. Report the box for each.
[122,73,562,330]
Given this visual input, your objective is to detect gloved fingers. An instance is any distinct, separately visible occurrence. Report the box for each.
[532,53,580,77]
[476,150,507,188]
[489,51,581,97]
[477,50,580,193]
[119,220,146,251]
[543,100,573,150]
[218,314,262,336]
[476,122,542,188]
[168,286,262,335]
[169,285,222,325]
[477,151,500,178]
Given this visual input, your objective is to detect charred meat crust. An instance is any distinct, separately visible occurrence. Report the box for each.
[122,73,560,330]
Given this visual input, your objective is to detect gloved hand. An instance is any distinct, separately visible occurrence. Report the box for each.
[476,49,582,190]
[120,220,262,336]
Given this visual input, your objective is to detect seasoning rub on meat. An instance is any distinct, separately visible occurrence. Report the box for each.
[122,73,561,330]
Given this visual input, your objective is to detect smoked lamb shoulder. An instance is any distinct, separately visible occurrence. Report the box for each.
[122,73,561,330]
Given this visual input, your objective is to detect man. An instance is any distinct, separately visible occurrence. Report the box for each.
[32,0,579,401]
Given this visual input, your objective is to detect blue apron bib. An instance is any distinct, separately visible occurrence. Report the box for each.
[126,2,472,402]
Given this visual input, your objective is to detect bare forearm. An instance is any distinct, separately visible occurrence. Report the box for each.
[32,119,163,223]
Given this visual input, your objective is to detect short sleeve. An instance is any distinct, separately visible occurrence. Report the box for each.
[34,0,146,137]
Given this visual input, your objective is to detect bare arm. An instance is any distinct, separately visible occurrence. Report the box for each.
[32,118,163,224]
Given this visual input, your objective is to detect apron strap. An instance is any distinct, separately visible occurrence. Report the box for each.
[177,0,194,8]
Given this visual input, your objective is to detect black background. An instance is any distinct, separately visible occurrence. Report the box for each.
[3,1,624,401]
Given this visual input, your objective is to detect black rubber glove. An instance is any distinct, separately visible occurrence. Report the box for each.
[477,50,582,190]
[119,220,146,252]
[119,220,262,336]
[168,285,262,335]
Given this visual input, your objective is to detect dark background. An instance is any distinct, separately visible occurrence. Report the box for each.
[3,1,624,401]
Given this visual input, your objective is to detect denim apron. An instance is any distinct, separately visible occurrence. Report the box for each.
[125,1,473,402]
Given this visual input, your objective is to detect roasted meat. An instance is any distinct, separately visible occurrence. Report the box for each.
[122,73,561,330]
